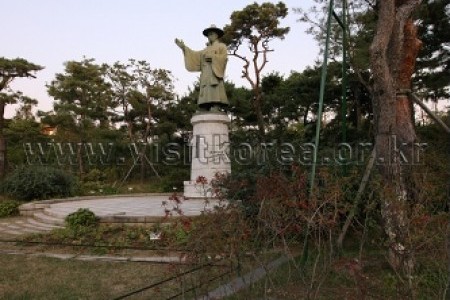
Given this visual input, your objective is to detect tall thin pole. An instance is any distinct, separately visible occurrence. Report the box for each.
[309,0,334,195]
[341,0,348,175]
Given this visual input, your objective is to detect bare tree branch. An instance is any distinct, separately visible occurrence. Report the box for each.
[230,50,256,90]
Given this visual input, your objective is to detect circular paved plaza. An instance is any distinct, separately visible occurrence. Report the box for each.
[47,195,219,218]
[2,194,223,239]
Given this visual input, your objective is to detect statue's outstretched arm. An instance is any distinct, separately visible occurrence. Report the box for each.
[174,38,185,51]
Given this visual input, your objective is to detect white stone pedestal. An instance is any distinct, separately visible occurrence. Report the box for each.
[184,112,231,198]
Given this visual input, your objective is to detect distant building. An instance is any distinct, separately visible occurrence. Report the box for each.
[41,125,57,136]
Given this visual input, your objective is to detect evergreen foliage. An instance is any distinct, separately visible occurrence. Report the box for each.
[2,166,76,201]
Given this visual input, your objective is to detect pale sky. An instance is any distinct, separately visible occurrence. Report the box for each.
[2,0,320,118]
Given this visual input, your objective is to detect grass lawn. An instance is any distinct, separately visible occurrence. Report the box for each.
[0,254,226,299]
[0,254,171,299]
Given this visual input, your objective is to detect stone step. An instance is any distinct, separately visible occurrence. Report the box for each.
[20,222,57,232]
[0,218,65,238]
[42,208,68,219]
[18,227,48,234]
[4,224,22,230]
[32,212,65,226]
[2,230,22,235]
[26,219,64,230]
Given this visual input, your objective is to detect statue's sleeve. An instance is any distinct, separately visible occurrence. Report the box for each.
[211,43,227,79]
[183,47,202,72]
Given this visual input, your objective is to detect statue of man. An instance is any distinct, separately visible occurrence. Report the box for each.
[175,25,229,111]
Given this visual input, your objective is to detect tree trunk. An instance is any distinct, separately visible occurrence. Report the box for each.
[369,0,422,279]
[0,137,6,179]
[140,103,152,183]
[77,143,84,178]
[253,90,265,138]
[140,150,146,184]
[0,101,6,179]
[127,121,134,142]
[124,101,134,141]
[303,104,310,125]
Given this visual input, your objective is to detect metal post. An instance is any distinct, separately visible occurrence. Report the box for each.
[309,0,334,196]
[341,0,348,175]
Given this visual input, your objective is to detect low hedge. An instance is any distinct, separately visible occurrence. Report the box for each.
[2,166,76,201]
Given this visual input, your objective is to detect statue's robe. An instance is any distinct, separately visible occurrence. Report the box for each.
[182,41,228,108]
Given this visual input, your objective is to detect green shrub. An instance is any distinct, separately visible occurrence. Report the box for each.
[65,208,99,231]
[80,168,118,195]
[83,168,107,183]
[2,166,76,201]
[0,200,20,218]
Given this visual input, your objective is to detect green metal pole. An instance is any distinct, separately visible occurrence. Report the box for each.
[341,0,348,175]
[309,0,334,196]
[302,0,335,268]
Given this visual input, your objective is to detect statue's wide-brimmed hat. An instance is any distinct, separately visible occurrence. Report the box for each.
[203,24,224,38]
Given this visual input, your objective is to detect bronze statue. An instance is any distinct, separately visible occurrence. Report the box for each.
[175,25,229,111]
